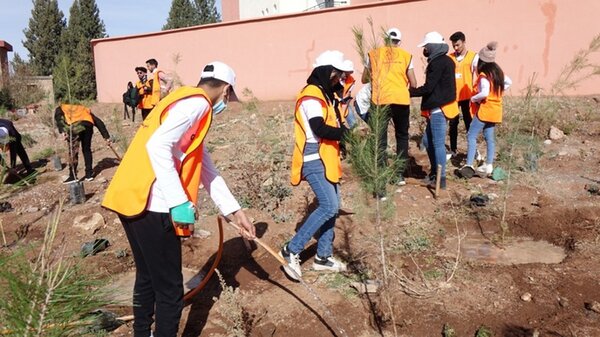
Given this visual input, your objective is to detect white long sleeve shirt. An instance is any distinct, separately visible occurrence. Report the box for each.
[471,75,512,103]
[145,96,241,215]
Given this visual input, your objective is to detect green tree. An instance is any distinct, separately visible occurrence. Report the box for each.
[163,0,199,30]
[54,0,107,101]
[23,0,66,76]
[193,0,221,24]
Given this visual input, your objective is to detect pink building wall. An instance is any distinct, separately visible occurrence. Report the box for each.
[92,0,600,103]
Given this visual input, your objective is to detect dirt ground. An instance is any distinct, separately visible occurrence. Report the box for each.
[1,96,599,337]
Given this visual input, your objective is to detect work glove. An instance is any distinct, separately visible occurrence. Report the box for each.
[170,201,196,225]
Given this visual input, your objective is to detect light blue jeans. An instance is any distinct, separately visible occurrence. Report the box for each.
[466,116,496,166]
[288,144,339,258]
[421,112,447,185]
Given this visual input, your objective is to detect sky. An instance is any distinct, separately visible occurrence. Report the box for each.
[0,0,222,62]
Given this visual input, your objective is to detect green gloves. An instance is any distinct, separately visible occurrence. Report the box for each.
[170,201,195,224]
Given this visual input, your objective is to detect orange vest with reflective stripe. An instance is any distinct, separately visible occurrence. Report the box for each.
[102,86,213,217]
[136,80,154,109]
[369,46,412,105]
[290,85,341,186]
[450,50,477,101]
[471,73,503,123]
[149,69,163,106]
[60,104,94,125]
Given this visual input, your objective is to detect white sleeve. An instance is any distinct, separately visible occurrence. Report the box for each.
[300,99,324,121]
[471,54,479,74]
[408,58,414,70]
[146,97,209,209]
[471,78,490,103]
[200,146,241,216]
[504,75,512,90]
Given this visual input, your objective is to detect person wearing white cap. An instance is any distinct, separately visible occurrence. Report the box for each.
[363,27,417,189]
[281,50,349,281]
[410,31,458,190]
[102,61,255,337]
[0,118,35,176]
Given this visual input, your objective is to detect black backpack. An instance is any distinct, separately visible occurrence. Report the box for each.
[122,83,140,107]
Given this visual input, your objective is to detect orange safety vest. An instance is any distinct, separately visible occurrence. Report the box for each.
[101,86,213,217]
[420,101,459,119]
[338,75,356,122]
[290,85,341,186]
[60,104,94,125]
[450,50,477,101]
[471,73,503,123]
[149,69,163,106]
[136,79,154,109]
[368,46,412,105]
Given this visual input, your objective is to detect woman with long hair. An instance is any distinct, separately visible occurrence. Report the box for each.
[459,41,511,178]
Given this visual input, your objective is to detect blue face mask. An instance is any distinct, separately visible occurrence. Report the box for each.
[212,100,227,115]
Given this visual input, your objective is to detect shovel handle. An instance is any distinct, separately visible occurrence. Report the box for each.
[220,216,287,266]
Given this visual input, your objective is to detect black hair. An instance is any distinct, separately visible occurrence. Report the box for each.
[197,77,228,88]
[449,31,466,43]
[477,60,505,96]
[135,66,147,73]
[146,59,158,67]
[306,65,337,103]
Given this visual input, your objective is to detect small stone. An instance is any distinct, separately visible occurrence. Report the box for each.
[350,280,381,294]
[558,151,568,156]
[532,329,540,337]
[73,213,105,233]
[558,296,569,307]
[543,139,552,145]
[521,292,532,302]
[193,229,211,239]
[584,301,600,313]
[25,206,39,213]
[548,126,565,140]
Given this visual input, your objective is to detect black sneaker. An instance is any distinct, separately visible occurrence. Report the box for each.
[458,165,475,179]
[396,176,406,186]
[278,244,302,280]
[312,255,347,272]
[83,174,94,182]
[63,175,77,184]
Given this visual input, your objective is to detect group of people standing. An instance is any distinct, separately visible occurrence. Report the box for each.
[95,29,510,337]
[124,58,173,122]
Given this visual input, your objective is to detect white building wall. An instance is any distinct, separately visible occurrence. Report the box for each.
[238,0,349,20]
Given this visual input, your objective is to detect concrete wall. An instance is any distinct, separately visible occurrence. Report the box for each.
[92,0,600,103]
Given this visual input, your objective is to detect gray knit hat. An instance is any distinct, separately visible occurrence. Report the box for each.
[479,41,498,63]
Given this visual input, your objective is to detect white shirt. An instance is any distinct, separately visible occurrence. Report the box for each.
[471,75,512,102]
[299,98,325,144]
[146,96,241,215]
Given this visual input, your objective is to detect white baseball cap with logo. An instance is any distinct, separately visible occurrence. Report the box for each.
[200,61,239,101]
[417,31,445,47]
[313,50,354,72]
[387,28,402,41]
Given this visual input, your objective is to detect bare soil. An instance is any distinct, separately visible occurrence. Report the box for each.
[1,97,599,337]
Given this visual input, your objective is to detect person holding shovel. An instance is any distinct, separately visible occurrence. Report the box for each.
[281,50,351,281]
[102,61,255,337]
[54,103,111,183]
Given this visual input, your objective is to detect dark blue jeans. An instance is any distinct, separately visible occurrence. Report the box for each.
[288,158,339,258]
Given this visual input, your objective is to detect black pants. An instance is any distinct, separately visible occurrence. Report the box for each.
[7,131,33,172]
[374,104,410,168]
[124,104,137,122]
[121,212,183,337]
[67,126,94,178]
[448,100,472,152]
[141,108,153,121]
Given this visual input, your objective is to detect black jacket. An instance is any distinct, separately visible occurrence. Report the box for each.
[410,55,456,111]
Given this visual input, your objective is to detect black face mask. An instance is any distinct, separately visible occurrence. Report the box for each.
[422,48,430,57]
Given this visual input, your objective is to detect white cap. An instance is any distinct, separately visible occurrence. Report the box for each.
[417,31,445,47]
[200,61,238,101]
[313,50,353,72]
[387,28,402,41]
[342,60,354,73]
[0,127,9,145]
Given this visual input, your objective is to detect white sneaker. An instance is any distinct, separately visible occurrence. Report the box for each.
[279,244,302,280]
[446,151,456,162]
[476,163,493,175]
[312,255,347,272]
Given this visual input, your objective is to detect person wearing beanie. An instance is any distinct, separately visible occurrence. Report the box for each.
[363,27,418,192]
[447,31,479,159]
[410,32,458,190]
[459,41,512,179]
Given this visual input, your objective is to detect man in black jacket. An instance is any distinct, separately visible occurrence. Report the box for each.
[410,31,457,189]
[0,118,35,176]
[54,104,111,183]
